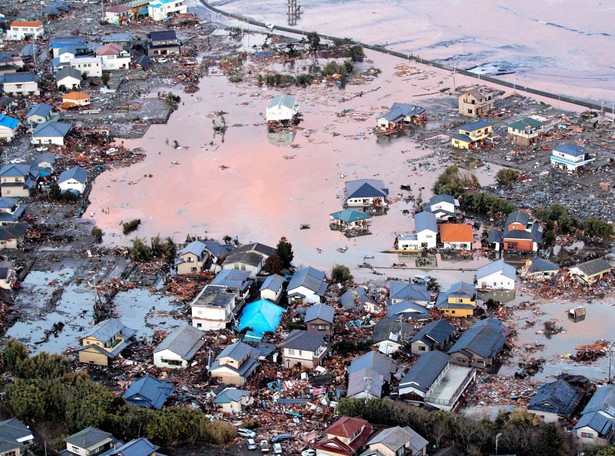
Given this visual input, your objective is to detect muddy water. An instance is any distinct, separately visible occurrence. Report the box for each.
[90,52,499,271]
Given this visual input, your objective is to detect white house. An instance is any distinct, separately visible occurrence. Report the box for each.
[476,259,516,291]
[57,166,88,195]
[153,324,205,369]
[259,274,285,302]
[397,211,437,251]
[96,44,131,71]
[148,0,188,21]
[266,95,299,123]
[282,330,328,369]
[422,194,459,220]
[550,143,595,173]
[6,20,44,40]
[574,384,615,446]
[105,4,133,24]
[31,121,71,146]
[70,56,103,78]
[344,179,389,209]
[287,266,327,304]
[55,67,82,90]
[191,284,237,331]
[0,114,20,142]
[26,104,53,124]
[0,72,40,96]
[212,388,252,414]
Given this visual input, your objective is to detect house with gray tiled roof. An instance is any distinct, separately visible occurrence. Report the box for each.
[304,303,335,335]
[388,281,431,306]
[210,342,260,386]
[410,319,454,355]
[527,379,582,423]
[153,324,205,369]
[569,258,612,285]
[190,284,238,331]
[122,374,174,410]
[574,384,615,446]
[31,121,72,146]
[26,103,53,124]
[176,240,208,275]
[522,257,559,281]
[347,351,396,399]
[212,388,252,414]
[78,318,136,366]
[61,426,120,456]
[259,273,285,302]
[110,438,159,456]
[422,194,459,221]
[287,266,327,305]
[447,318,507,368]
[340,287,379,314]
[282,330,328,369]
[363,425,428,456]
[377,102,426,132]
[371,316,413,355]
[396,211,438,251]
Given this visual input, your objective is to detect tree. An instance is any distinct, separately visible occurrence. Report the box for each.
[307,31,320,58]
[594,446,615,456]
[583,216,614,240]
[130,238,153,262]
[2,339,29,372]
[91,226,104,243]
[263,255,283,274]
[346,43,365,62]
[433,166,480,198]
[276,237,294,268]
[496,168,520,187]
[331,264,352,283]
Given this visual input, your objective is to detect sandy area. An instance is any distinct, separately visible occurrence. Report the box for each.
[207,0,615,103]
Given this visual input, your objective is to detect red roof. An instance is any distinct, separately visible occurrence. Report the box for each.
[326,416,368,438]
[314,417,374,456]
[440,223,473,243]
[11,20,43,28]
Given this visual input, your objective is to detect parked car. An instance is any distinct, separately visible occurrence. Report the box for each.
[301,449,316,456]
[273,442,283,454]
[247,439,257,450]
[238,428,257,439]
[260,440,270,453]
[271,434,292,444]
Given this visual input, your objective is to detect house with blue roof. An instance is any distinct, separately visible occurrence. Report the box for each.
[377,102,426,132]
[123,374,173,410]
[448,318,507,368]
[527,379,582,423]
[396,211,437,251]
[422,194,459,221]
[388,281,431,306]
[32,121,72,146]
[344,179,389,211]
[387,300,429,320]
[212,387,252,414]
[0,72,39,96]
[0,197,26,225]
[476,259,516,291]
[0,163,38,197]
[522,257,559,281]
[266,94,299,123]
[305,303,335,335]
[0,114,19,142]
[58,166,87,195]
[49,36,90,58]
[435,281,477,318]
[287,266,328,304]
[451,118,493,150]
[111,437,159,456]
[210,342,261,385]
[574,384,615,446]
[551,143,595,173]
[329,208,371,236]
[410,319,455,355]
[347,351,397,399]
[237,298,284,339]
[340,286,379,314]
[26,104,53,124]
[282,329,328,369]
[399,350,476,412]
[260,273,285,302]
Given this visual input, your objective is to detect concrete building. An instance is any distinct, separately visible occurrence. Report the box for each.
[148,0,187,21]
[551,143,595,173]
[458,87,494,117]
[190,284,237,331]
[6,20,44,40]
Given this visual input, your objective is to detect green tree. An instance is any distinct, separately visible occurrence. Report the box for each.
[583,217,614,240]
[331,264,352,283]
[130,238,153,262]
[151,235,176,263]
[2,339,29,372]
[4,379,47,421]
[92,226,104,243]
[433,166,480,198]
[496,168,520,187]
[276,237,294,268]
[307,31,320,58]
[346,43,365,62]
[594,446,615,456]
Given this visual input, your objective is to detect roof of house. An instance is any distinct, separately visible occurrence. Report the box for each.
[345,179,388,199]
[387,300,429,319]
[148,30,178,41]
[58,166,87,184]
[0,114,19,130]
[224,251,263,268]
[400,351,450,393]
[528,379,582,417]
[0,223,28,241]
[0,418,33,443]
[503,229,534,240]
[388,281,430,303]
[410,319,455,348]
[82,318,136,342]
[330,208,372,223]
[10,20,43,27]
[234,242,277,258]
[288,266,327,296]
[0,72,37,83]
[340,287,378,311]
[106,4,132,13]
[212,387,250,405]
[509,117,544,130]
[451,133,472,143]
[216,342,254,362]
[283,329,326,351]
[0,197,19,209]
[371,316,413,343]
[63,91,90,100]
[367,426,427,454]
[505,210,530,228]
[95,43,124,56]
[211,342,260,377]
[267,94,297,110]
[237,299,284,335]
[415,211,437,233]
[56,67,82,81]
[154,324,204,360]
[572,258,612,277]
[380,102,425,122]
[487,229,503,244]
[0,164,31,178]
[440,223,473,243]
[32,121,71,138]
[305,303,335,324]
[123,374,173,410]
[462,88,486,100]
[460,119,492,131]
[316,418,373,456]
[178,240,206,257]
[191,284,235,309]
[527,258,559,274]
[573,384,615,436]
[446,281,475,299]
[554,143,586,157]
[259,274,285,293]
[347,366,385,398]
[112,437,159,456]
[348,351,396,380]
[212,269,252,291]
[476,259,516,281]
[64,427,112,449]
[49,36,87,48]
[448,319,507,359]
[26,103,52,119]
[203,240,233,259]
[327,416,369,438]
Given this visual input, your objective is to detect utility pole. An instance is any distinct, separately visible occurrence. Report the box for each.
[286,0,301,26]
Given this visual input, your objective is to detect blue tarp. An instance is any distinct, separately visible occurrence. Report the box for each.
[237,299,284,337]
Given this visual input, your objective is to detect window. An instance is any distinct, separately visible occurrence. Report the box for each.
[451,310,456,314]
[288,349,296,355]
[318,325,327,331]
[418,345,426,351]
[468,109,473,114]
[161,358,183,366]
[72,447,81,453]
[580,432,593,438]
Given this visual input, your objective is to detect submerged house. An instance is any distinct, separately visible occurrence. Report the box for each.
[330,209,372,236]
[569,258,612,285]
[377,102,426,132]
[451,119,493,150]
[344,179,389,212]
[266,94,299,124]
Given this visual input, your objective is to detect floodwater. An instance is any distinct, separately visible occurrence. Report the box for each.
[203,0,615,104]
[89,51,503,274]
